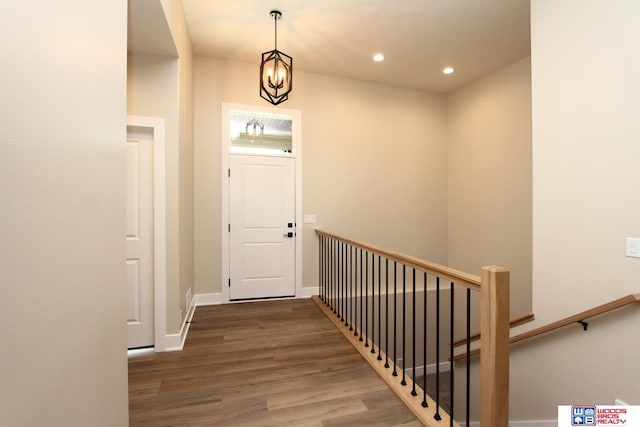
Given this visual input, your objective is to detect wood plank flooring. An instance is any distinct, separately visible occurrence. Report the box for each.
[129,298,420,426]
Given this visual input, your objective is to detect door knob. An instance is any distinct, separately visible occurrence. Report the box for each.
[283,232,294,238]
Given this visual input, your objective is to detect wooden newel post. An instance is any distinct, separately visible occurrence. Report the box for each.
[480,266,510,427]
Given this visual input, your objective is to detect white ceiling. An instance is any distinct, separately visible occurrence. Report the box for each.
[180,0,530,93]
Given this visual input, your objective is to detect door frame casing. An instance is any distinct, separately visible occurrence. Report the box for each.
[221,103,302,304]
[126,116,167,351]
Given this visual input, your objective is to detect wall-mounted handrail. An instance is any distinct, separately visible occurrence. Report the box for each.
[510,293,639,343]
[454,294,640,361]
[452,313,535,348]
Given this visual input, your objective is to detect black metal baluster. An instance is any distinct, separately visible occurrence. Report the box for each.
[466,288,471,427]
[343,243,347,324]
[411,268,417,396]
[324,236,327,304]
[365,251,369,348]
[344,243,348,322]
[450,282,455,426]
[319,235,323,303]
[346,243,349,323]
[370,252,375,354]
[392,262,398,376]
[332,239,336,313]
[377,255,382,361]
[333,240,340,317]
[345,244,350,328]
[352,247,359,337]
[326,236,330,307]
[350,246,354,332]
[401,265,407,386]
[328,238,332,310]
[340,242,347,322]
[327,238,331,309]
[434,276,441,421]
[324,237,328,306]
[359,248,363,341]
[337,242,342,319]
[345,243,349,325]
[384,258,389,368]
[333,239,337,313]
[422,272,428,408]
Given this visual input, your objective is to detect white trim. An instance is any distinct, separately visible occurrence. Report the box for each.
[298,286,319,298]
[126,116,167,352]
[127,347,155,358]
[164,291,196,352]
[194,292,223,306]
[221,103,303,304]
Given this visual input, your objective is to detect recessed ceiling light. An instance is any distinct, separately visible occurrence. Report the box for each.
[373,53,385,62]
[442,67,455,75]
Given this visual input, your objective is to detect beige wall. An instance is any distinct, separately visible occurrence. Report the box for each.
[447,57,532,319]
[127,0,193,335]
[164,0,195,327]
[0,1,129,425]
[508,0,640,420]
[194,57,449,295]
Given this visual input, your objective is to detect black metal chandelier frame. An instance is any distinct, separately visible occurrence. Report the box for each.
[259,10,293,106]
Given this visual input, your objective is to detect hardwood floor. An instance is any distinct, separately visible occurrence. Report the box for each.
[129,298,420,426]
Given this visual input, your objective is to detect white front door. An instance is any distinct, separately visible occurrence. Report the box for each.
[229,154,296,300]
[126,130,154,348]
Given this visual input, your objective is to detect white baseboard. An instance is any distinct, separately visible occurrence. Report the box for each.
[298,286,319,298]
[164,291,197,352]
[194,292,223,306]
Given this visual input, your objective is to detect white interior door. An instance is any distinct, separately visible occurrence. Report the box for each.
[126,130,154,348]
[229,154,295,300]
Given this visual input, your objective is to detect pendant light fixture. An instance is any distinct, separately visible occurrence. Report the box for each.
[259,10,293,105]
[246,118,264,138]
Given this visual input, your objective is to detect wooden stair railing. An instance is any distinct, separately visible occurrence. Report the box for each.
[454,293,640,361]
[314,229,510,427]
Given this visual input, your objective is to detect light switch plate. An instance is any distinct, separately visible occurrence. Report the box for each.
[626,238,640,258]
[304,214,316,224]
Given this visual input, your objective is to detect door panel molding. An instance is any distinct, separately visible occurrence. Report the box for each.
[221,103,302,304]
